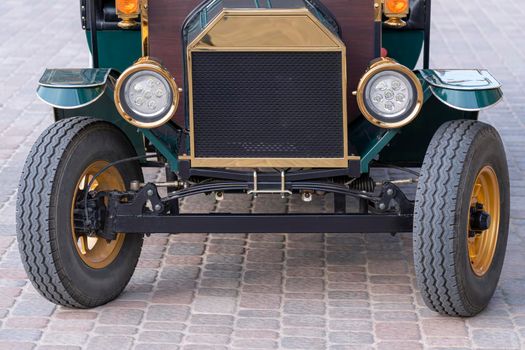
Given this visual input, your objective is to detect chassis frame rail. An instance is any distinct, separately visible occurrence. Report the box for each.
[114,213,414,234]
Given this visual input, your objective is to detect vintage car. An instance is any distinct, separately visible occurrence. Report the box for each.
[17,0,508,317]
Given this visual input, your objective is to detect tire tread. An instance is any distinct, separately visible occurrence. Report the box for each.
[16,117,135,308]
[414,119,499,316]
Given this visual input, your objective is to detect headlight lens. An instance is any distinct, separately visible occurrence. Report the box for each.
[123,71,172,118]
[365,71,414,118]
[356,58,423,128]
[115,58,179,128]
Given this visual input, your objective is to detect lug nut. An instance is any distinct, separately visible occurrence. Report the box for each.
[379,203,386,210]
[154,204,162,212]
[386,188,394,196]
[147,189,154,196]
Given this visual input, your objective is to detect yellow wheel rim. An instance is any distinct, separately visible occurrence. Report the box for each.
[71,161,126,269]
[467,166,501,277]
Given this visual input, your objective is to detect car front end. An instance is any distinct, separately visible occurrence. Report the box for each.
[20,0,509,316]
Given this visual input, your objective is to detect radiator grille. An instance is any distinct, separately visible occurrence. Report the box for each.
[190,51,344,159]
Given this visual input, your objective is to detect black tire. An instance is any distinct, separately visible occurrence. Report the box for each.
[414,120,510,317]
[16,117,144,308]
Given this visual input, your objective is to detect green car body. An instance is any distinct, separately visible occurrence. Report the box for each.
[41,25,501,174]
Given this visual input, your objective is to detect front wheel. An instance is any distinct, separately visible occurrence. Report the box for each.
[16,117,144,308]
[413,120,510,316]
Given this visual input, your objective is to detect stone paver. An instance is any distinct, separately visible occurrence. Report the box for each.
[0,0,524,349]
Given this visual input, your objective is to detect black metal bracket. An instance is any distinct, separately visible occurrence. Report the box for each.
[80,0,87,30]
[88,0,99,68]
[423,0,432,69]
[373,182,414,215]
[104,183,166,239]
[122,183,165,215]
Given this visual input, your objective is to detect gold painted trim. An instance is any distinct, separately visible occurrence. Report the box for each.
[141,0,149,56]
[186,9,349,168]
[114,57,180,129]
[355,57,424,129]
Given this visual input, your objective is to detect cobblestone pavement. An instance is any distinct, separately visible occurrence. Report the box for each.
[0,0,524,349]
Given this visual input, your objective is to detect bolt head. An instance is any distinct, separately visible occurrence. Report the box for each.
[301,192,313,202]
[474,211,491,231]
[480,212,491,230]
[130,180,140,191]
[147,189,154,196]
[154,204,162,212]
[379,203,386,210]
[386,188,394,196]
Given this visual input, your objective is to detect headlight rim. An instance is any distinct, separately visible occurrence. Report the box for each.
[356,58,423,129]
[114,57,179,129]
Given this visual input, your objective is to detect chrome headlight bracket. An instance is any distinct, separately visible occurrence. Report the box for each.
[114,57,180,129]
[356,58,423,129]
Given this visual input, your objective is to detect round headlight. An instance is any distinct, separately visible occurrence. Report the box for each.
[356,58,423,128]
[115,58,179,128]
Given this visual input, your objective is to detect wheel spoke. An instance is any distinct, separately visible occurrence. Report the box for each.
[87,175,99,191]
[78,235,88,255]
[472,183,482,202]
[87,237,98,250]
[79,175,87,191]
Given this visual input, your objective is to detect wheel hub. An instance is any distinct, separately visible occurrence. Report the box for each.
[469,203,491,236]
[70,161,126,269]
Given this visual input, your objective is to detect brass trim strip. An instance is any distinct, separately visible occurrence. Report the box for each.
[186,9,349,168]
[141,0,149,56]
[374,0,383,22]
[189,157,360,169]
[190,47,344,52]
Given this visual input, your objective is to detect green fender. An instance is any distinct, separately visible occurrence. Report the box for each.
[420,69,503,111]
[37,68,115,109]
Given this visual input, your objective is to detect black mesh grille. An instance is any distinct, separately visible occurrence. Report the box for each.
[191,51,344,159]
